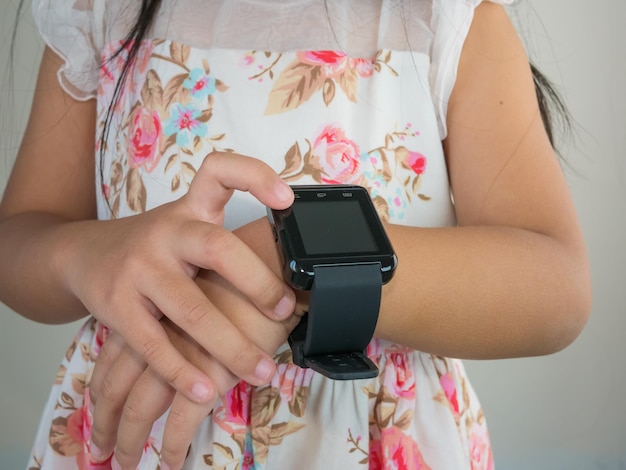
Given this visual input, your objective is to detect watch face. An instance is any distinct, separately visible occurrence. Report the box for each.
[268,185,397,289]
[293,199,379,255]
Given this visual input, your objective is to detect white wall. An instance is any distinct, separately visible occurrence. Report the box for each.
[1,1,624,469]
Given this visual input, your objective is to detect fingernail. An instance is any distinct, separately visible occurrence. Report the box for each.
[191,382,212,402]
[255,358,275,382]
[111,454,122,470]
[274,295,294,319]
[275,181,293,202]
[88,399,95,417]
[89,441,106,462]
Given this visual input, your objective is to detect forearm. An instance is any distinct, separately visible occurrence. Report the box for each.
[377,223,591,359]
[191,213,591,362]
[0,212,93,323]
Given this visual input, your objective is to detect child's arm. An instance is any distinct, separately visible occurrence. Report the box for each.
[375,3,590,358]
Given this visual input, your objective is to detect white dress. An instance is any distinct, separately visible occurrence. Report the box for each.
[29,1,512,468]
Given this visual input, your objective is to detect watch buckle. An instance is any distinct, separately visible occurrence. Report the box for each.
[288,313,379,380]
[304,352,379,380]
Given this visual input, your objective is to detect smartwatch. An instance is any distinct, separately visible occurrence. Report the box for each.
[267,184,397,380]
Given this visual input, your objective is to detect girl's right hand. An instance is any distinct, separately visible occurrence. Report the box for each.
[64,152,296,403]
[0,48,295,404]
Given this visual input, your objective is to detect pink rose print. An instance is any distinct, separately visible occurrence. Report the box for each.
[93,323,111,356]
[265,50,381,113]
[297,50,349,78]
[469,423,494,470]
[128,106,162,172]
[312,125,363,184]
[296,51,375,79]
[384,352,416,399]
[271,363,315,402]
[350,58,375,78]
[369,439,384,469]
[439,372,460,418]
[366,338,383,360]
[64,407,85,447]
[214,381,252,434]
[369,427,431,470]
[226,381,251,425]
[405,150,427,175]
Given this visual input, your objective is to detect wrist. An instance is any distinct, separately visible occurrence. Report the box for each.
[8,213,93,322]
[52,218,119,319]
[232,217,281,274]
[234,218,309,317]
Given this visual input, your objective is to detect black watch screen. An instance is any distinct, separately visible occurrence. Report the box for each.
[268,184,396,290]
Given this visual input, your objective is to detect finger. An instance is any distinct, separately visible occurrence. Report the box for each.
[161,317,240,396]
[89,342,147,462]
[113,367,175,470]
[145,275,277,386]
[185,152,293,221]
[160,392,218,470]
[89,331,126,408]
[112,306,217,404]
[174,221,295,320]
[156,333,235,470]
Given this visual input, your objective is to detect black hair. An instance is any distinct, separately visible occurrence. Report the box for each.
[530,62,571,150]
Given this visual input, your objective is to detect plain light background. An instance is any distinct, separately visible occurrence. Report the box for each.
[1,1,624,469]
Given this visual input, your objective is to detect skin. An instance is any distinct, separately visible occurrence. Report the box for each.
[0,47,298,397]
[0,3,591,470]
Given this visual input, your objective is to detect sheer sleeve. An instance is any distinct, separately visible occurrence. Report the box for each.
[32,0,105,100]
[430,0,515,139]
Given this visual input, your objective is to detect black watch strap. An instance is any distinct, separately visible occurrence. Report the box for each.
[288,263,382,380]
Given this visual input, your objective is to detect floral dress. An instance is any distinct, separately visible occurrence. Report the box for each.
[29,0,513,469]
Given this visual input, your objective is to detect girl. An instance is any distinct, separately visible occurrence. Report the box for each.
[0,1,591,469]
